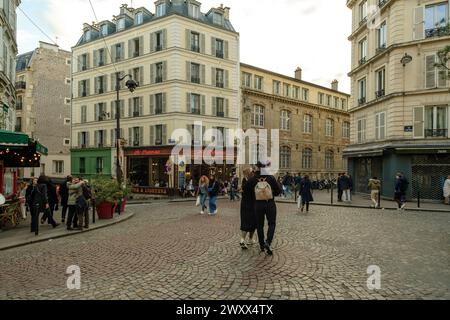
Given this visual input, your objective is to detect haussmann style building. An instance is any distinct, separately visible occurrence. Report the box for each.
[344,0,450,200]
[71,1,239,195]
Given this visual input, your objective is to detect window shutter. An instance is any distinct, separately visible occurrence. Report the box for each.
[224,41,229,59]
[186,93,191,112]
[86,53,90,68]
[225,99,229,117]
[211,37,216,55]
[186,61,191,81]
[162,29,167,50]
[86,132,91,147]
[119,100,124,118]
[86,80,90,96]
[77,56,82,72]
[150,32,155,53]
[128,39,133,59]
[163,61,167,81]
[94,131,99,147]
[413,106,424,138]
[128,98,132,117]
[93,50,98,67]
[426,55,436,89]
[162,125,167,145]
[225,70,229,88]
[139,36,144,55]
[111,45,116,62]
[78,132,82,147]
[200,34,205,54]
[111,73,115,91]
[94,103,99,121]
[201,64,205,84]
[111,130,115,147]
[139,127,144,146]
[211,67,216,87]
[94,77,98,94]
[139,97,143,116]
[201,95,206,115]
[139,66,144,86]
[150,64,155,84]
[129,128,133,144]
[150,95,155,114]
[162,93,167,113]
[78,81,82,97]
[212,97,217,116]
[413,6,425,41]
[438,63,447,87]
[185,29,190,50]
[110,101,115,119]
[150,126,155,145]
[375,114,380,139]
[120,42,125,60]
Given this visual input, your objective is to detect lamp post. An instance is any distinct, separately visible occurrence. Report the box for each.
[115,73,138,185]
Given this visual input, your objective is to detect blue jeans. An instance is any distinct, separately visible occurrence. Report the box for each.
[209,196,217,214]
[200,193,208,211]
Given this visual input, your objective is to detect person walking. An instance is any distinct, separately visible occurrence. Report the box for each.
[208,175,220,215]
[230,174,240,202]
[248,161,282,256]
[341,174,352,202]
[299,175,314,213]
[197,176,209,214]
[80,179,92,229]
[66,177,85,231]
[368,177,381,208]
[394,173,408,210]
[282,172,294,199]
[337,173,344,202]
[18,182,28,219]
[39,176,59,227]
[59,176,71,223]
[25,177,51,235]
[239,168,257,249]
[295,174,303,209]
[443,175,450,205]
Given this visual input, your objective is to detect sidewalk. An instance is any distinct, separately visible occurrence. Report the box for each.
[0,208,135,251]
[279,190,450,213]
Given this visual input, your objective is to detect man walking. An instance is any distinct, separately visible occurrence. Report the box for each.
[341,174,352,202]
[26,177,50,235]
[368,177,381,208]
[59,176,72,223]
[394,173,409,210]
[444,175,450,205]
[337,173,344,202]
[282,172,294,199]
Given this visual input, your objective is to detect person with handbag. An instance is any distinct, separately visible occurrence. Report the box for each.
[208,175,220,215]
[196,176,209,215]
[66,177,85,231]
[239,167,257,249]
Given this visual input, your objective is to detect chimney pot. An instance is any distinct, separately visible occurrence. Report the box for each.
[295,67,302,80]
[331,79,339,91]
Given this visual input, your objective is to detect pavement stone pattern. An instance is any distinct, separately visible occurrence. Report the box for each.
[0,201,449,300]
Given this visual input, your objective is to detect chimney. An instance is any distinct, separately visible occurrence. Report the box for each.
[295,67,302,80]
[223,7,230,20]
[331,79,339,91]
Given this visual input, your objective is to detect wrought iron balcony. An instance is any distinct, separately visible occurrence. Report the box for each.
[358,97,366,105]
[376,44,386,54]
[425,129,448,138]
[375,90,385,98]
[425,26,450,39]
[133,141,140,147]
[359,17,368,27]
[15,81,26,90]
[133,111,140,117]
[155,76,163,83]
[155,139,162,146]
[191,77,200,84]
[133,51,140,58]
[191,45,200,53]
[155,45,163,52]
[216,82,224,88]
[216,51,224,59]
[378,0,388,8]
[359,57,367,66]
[98,61,105,67]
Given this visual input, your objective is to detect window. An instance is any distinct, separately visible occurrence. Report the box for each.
[189,4,200,19]
[334,97,340,108]
[98,49,105,66]
[96,157,104,174]
[135,12,144,25]
[358,78,366,105]
[64,139,70,146]
[280,146,291,169]
[243,73,252,88]
[53,161,64,174]
[359,0,368,22]
[425,106,448,137]
[95,130,106,147]
[65,78,71,85]
[302,88,309,101]
[283,83,290,97]
[254,76,263,90]
[425,2,449,38]
[64,118,71,125]
[375,112,386,140]
[191,63,200,83]
[326,95,332,107]
[326,119,335,137]
[80,132,89,147]
[81,105,87,123]
[95,76,106,94]
[101,24,108,36]
[273,81,281,95]
[213,12,223,25]
[132,38,141,57]
[79,158,86,174]
[325,150,334,170]
[293,86,300,100]
[252,105,265,127]
[250,144,260,165]
[377,22,387,49]
[425,54,448,89]
[190,94,201,114]
[357,118,367,143]
[302,148,313,169]
[65,58,71,65]
[65,98,71,104]
[155,125,164,145]
[376,68,385,97]
[215,39,224,58]
[156,3,166,17]
[132,67,142,85]
[155,93,164,114]
[342,122,350,139]
[216,69,224,88]
[155,31,164,51]
[79,80,88,97]
[280,110,291,131]
[131,127,142,146]
[318,93,325,105]
[16,96,22,110]
[341,99,347,110]
[117,18,125,31]
[156,62,164,83]
[81,54,88,70]
[359,38,368,64]
[114,43,123,62]
[190,32,200,52]
[15,117,21,132]
[303,114,313,133]
[95,103,107,121]
[133,97,141,117]
[215,98,225,117]
[84,30,91,42]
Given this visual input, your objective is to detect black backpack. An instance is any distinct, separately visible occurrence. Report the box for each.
[400,178,409,193]
[82,185,92,200]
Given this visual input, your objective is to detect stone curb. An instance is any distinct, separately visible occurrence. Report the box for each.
[0,211,135,252]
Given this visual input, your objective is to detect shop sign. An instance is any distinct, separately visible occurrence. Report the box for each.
[131,187,168,195]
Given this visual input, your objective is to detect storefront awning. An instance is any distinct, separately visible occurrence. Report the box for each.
[35,141,48,156]
[0,130,29,147]
[343,149,384,158]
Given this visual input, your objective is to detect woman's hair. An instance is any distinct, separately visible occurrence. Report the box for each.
[304,175,310,181]
[37,175,48,184]
[243,167,253,179]
[199,176,209,185]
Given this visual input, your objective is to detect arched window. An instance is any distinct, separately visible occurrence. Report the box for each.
[252,105,265,127]
[303,114,313,133]
[280,146,291,169]
[280,110,291,131]
[302,148,313,169]
[325,150,334,170]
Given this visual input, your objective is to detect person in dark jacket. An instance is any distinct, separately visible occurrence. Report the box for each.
[247,161,282,256]
[239,167,257,249]
[299,175,314,213]
[39,176,59,226]
[26,177,51,235]
[337,173,344,202]
[341,174,352,202]
[59,176,72,223]
[208,175,220,215]
[394,173,408,210]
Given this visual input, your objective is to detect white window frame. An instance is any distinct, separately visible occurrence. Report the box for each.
[117,18,125,31]
[359,37,368,61]
[252,105,265,127]
[156,3,166,17]
[254,76,263,90]
[280,110,291,131]
[303,114,313,133]
[342,121,350,139]
[63,139,71,146]
[325,119,335,137]
[377,21,387,48]
[357,118,367,143]
[135,12,144,25]
[359,0,368,22]
[52,161,64,175]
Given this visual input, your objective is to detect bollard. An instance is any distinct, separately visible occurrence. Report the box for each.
[331,183,334,205]
[417,191,421,208]
[92,199,96,224]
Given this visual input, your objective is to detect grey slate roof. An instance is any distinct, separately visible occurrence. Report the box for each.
[16,51,34,72]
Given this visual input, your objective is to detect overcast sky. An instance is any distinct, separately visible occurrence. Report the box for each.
[17,0,351,93]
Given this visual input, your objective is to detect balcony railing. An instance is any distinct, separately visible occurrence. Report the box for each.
[191,109,201,115]
[191,77,200,84]
[216,51,224,59]
[425,26,450,39]
[216,112,225,118]
[15,81,26,90]
[378,0,388,8]
[359,57,367,66]
[155,76,163,83]
[81,91,87,97]
[133,111,140,117]
[155,45,163,52]
[375,89,385,98]
[425,129,448,138]
[155,139,162,146]
[376,44,386,54]
[133,141,140,147]
[133,51,140,58]
[98,88,104,94]
[191,45,200,53]
[359,17,368,27]
[358,97,366,105]
[98,61,105,67]
[16,102,23,110]
[216,82,224,88]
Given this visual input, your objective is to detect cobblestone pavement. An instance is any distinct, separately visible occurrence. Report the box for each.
[0,201,449,300]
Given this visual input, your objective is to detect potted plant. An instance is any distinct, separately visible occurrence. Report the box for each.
[91,176,121,219]
[118,183,131,213]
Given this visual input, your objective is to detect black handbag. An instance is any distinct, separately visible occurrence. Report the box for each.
[76,196,88,210]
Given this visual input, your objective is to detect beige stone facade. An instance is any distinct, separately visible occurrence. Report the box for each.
[16,42,72,179]
[345,0,450,199]
[241,64,351,179]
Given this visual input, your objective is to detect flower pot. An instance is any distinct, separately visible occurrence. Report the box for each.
[96,202,115,220]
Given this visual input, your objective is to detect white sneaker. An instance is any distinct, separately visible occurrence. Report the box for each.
[214,210,218,215]
[200,211,204,215]
[401,204,406,209]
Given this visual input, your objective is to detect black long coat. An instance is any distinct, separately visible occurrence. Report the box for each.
[240,178,256,232]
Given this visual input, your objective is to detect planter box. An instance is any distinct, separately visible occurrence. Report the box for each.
[96,202,116,220]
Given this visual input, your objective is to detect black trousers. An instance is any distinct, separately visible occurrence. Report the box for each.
[61,204,68,221]
[338,189,343,201]
[255,200,277,248]
[30,205,41,234]
[67,205,79,229]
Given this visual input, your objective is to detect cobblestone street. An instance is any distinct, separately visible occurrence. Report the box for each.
[0,200,449,300]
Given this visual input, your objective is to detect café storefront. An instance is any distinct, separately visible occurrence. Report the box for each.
[125,146,237,195]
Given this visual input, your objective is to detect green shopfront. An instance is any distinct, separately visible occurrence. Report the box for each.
[71,147,114,178]
[345,143,450,201]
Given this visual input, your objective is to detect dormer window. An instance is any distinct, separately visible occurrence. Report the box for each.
[213,12,223,25]
[189,4,200,19]
[101,25,108,37]
[84,30,91,41]
[135,12,144,25]
[117,18,126,31]
[156,3,166,17]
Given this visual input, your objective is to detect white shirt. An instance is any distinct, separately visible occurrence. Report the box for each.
[444,179,450,198]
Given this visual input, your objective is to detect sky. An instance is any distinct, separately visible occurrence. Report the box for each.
[17,0,352,93]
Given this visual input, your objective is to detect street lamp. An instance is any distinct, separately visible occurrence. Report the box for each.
[115,73,138,185]
[401,53,413,67]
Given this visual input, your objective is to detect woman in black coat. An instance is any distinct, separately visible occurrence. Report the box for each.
[299,175,314,213]
[239,168,257,249]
